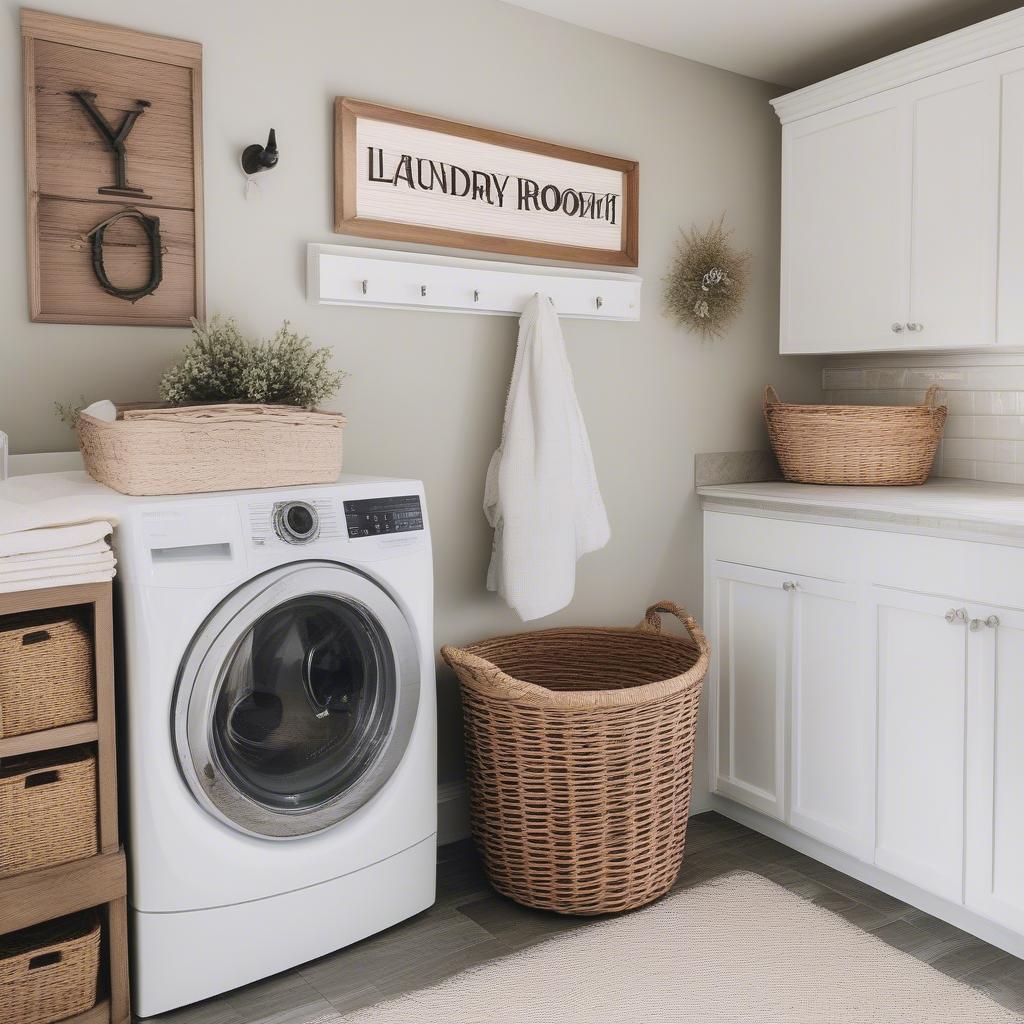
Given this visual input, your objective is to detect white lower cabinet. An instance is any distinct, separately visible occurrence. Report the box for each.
[707,560,872,857]
[966,604,1024,931]
[704,508,1024,953]
[874,589,968,902]
[788,577,872,859]
[708,562,788,820]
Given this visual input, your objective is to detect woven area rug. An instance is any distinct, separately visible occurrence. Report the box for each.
[343,871,1021,1023]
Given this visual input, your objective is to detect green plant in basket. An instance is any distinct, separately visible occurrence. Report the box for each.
[158,317,346,408]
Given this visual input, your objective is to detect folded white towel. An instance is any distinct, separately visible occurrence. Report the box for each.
[0,552,116,585]
[484,294,610,621]
[0,541,110,568]
[0,472,120,537]
[0,570,117,594]
[0,521,112,558]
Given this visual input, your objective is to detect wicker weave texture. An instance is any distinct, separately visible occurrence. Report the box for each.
[0,911,100,1024]
[78,403,347,496]
[764,385,947,486]
[442,602,709,915]
[0,609,95,739]
[0,748,98,878]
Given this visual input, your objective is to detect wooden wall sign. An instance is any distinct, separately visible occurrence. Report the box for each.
[334,98,639,268]
[21,10,205,326]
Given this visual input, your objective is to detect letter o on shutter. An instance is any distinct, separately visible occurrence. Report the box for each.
[90,208,164,303]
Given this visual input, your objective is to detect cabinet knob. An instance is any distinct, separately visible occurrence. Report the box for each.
[891,322,905,333]
[907,322,924,332]
[782,581,798,592]
[945,607,968,624]
[969,614,999,631]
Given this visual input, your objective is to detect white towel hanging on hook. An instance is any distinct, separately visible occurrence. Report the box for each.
[484,293,610,621]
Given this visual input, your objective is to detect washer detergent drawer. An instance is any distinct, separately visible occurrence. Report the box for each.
[140,504,245,588]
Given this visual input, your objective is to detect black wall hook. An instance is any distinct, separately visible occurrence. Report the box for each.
[241,129,279,175]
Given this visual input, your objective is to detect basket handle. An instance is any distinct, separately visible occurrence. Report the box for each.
[923,385,944,409]
[638,602,710,657]
[28,951,62,971]
[764,385,781,407]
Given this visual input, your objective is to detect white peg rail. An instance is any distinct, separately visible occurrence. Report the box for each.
[307,243,642,321]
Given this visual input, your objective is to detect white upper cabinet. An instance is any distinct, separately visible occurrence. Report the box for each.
[781,94,908,353]
[906,66,1000,349]
[773,12,1024,354]
[998,65,1024,345]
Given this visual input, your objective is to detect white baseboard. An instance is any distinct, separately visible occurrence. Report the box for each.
[711,795,1024,961]
[437,780,471,846]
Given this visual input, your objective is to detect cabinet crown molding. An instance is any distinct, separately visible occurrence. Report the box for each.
[771,7,1024,124]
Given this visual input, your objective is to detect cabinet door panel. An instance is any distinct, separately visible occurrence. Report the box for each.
[966,607,1024,929]
[908,67,1000,348]
[790,579,873,859]
[708,562,788,820]
[781,93,908,353]
[875,590,967,902]
[998,64,1024,344]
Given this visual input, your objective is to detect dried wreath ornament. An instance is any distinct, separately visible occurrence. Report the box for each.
[664,216,750,339]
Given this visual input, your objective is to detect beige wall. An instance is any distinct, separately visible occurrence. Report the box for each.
[0,0,823,787]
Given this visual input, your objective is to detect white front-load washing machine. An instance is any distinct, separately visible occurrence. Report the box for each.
[113,476,436,1016]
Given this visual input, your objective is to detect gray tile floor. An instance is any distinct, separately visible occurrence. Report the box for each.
[149,812,1024,1022]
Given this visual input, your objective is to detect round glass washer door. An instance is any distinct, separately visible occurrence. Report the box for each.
[173,561,420,839]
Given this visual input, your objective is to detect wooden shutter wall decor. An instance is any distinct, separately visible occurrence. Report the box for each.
[334,98,639,268]
[21,10,205,326]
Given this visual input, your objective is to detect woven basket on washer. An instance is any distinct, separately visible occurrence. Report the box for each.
[0,910,100,1024]
[764,384,947,486]
[77,403,347,496]
[0,748,98,878]
[441,602,709,916]
[0,608,95,739]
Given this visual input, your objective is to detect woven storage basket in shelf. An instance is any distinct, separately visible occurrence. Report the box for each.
[0,747,98,878]
[441,602,709,916]
[78,403,347,496]
[0,911,100,1024]
[0,608,95,739]
[764,385,947,486]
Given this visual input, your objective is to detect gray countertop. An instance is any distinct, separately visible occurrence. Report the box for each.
[698,478,1024,543]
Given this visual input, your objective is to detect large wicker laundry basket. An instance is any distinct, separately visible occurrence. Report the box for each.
[441,602,709,916]
[764,384,947,486]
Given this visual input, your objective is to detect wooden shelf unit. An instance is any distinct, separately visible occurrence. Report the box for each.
[0,582,129,1024]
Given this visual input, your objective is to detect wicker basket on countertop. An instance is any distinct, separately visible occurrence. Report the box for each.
[764,384,947,486]
[441,602,709,916]
[78,403,347,496]
[0,911,100,1024]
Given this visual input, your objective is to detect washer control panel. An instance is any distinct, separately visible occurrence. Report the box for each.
[344,495,424,538]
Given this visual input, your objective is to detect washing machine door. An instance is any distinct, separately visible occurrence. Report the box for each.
[173,561,420,838]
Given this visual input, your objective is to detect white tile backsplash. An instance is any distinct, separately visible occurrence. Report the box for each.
[822,358,1024,482]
